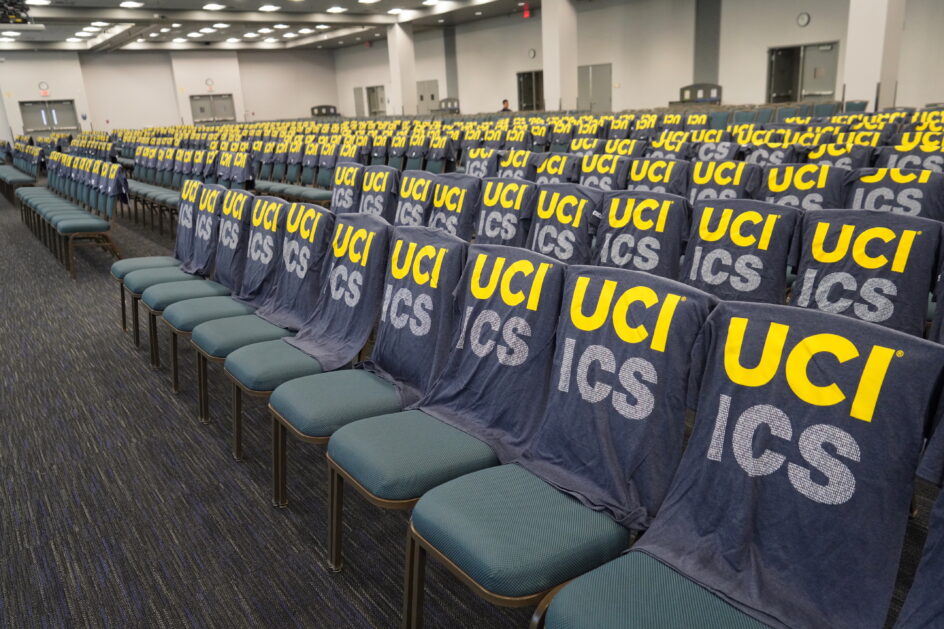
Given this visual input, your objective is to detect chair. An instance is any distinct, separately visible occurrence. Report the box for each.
[324,244,565,572]
[539,300,944,629]
[759,162,853,210]
[680,199,802,303]
[394,171,438,227]
[535,153,582,185]
[425,173,481,241]
[688,160,762,204]
[267,226,466,507]
[845,167,944,222]
[805,143,872,169]
[463,147,500,179]
[578,154,631,192]
[592,190,689,279]
[425,135,457,174]
[622,157,690,197]
[526,183,602,264]
[845,99,869,113]
[403,267,717,628]
[327,162,364,213]
[358,165,400,223]
[474,177,538,247]
[789,208,943,336]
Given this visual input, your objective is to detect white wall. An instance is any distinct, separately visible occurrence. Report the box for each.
[334,41,390,116]
[414,29,448,101]
[455,14,543,114]
[718,0,849,105]
[79,52,179,131]
[170,51,245,125]
[577,0,696,110]
[897,0,944,108]
[0,52,93,135]
[237,50,337,121]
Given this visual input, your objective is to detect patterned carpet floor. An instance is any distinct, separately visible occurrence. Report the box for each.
[0,195,937,628]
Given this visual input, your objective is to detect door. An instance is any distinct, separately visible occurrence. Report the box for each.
[366,86,386,116]
[353,87,365,117]
[800,43,839,101]
[190,95,215,123]
[190,94,236,123]
[517,71,544,112]
[767,47,801,103]
[19,100,80,134]
[416,80,439,115]
[577,64,612,112]
[577,66,591,111]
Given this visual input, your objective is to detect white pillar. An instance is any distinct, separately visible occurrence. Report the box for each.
[841,0,906,110]
[541,0,578,112]
[387,23,417,116]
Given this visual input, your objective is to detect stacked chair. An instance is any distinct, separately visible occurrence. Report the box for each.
[0,142,40,201]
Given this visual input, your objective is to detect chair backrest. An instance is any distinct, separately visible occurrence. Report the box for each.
[172,179,205,267]
[394,170,437,227]
[369,226,468,405]
[759,163,852,210]
[426,173,481,241]
[534,152,581,185]
[568,138,603,157]
[254,202,336,332]
[790,208,943,336]
[647,133,695,161]
[624,157,690,197]
[464,146,499,179]
[284,213,392,371]
[497,149,539,181]
[474,177,538,247]
[634,300,944,629]
[417,244,565,461]
[875,141,944,173]
[607,116,634,140]
[330,162,365,213]
[518,266,717,529]
[527,183,603,265]
[230,195,289,308]
[845,167,944,222]
[680,198,802,303]
[182,183,228,277]
[579,154,631,191]
[806,142,873,169]
[358,165,400,223]
[602,137,647,159]
[210,187,255,291]
[592,190,689,279]
[688,160,762,204]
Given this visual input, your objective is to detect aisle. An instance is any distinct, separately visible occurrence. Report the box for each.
[0,201,532,628]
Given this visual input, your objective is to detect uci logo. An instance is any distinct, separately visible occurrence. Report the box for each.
[603,138,639,156]
[331,223,376,267]
[810,223,918,273]
[538,154,569,175]
[607,196,670,232]
[569,276,682,352]
[400,176,432,202]
[571,138,599,152]
[766,164,830,192]
[469,253,552,311]
[722,316,898,423]
[583,154,620,175]
[390,239,448,289]
[689,129,724,143]
[335,165,360,187]
[284,203,324,243]
[219,152,233,167]
[362,170,391,193]
[860,168,932,185]
[835,131,880,147]
[221,190,247,220]
[536,190,588,227]
[692,161,747,187]
[629,159,676,184]
[482,180,529,211]
[500,150,531,169]
[251,198,283,232]
[182,179,201,204]
[698,205,780,251]
[433,183,469,214]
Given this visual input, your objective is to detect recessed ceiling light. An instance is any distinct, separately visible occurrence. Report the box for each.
[0,31,20,36]
[75,32,93,37]
[423,0,438,5]
[437,18,443,22]
[173,37,186,42]
[199,27,216,33]
[67,37,82,42]
[213,23,229,28]
[283,32,297,38]
[355,36,360,40]
[388,8,403,14]
[264,37,278,42]
[273,23,288,28]
[159,27,170,32]
[517,1,524,4]
[298,27,313,34]
[91,21,110,27]
[187,32,202,37]
[149,32,158,37]
[359,0,381,3]
[0,37,15,42]
[244,32,259,37]
[258,27,273,33]
[338,40,344,44]
[136,37,144,42]
[203,3,225,10]
[374,32,381,36]
[316,45,322,48]
[119,1,144,7]
[226,37,240,42]
[83,26,101,32]
[25,0,51,5]
[172,23,181,27]
[315,24,330,29]
[258,4,281,11]
[326,6,347,12]
[474,10,482,15]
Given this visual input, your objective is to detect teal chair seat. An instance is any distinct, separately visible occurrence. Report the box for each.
[123,266,201,295]
[545,552,769,629]
[162,296,255,333]
[295,188,333,202]
[191,314,290,359]
[49,212,93,225]
[327,410,499,501]
[412,464,630,598]
[253,180,287,194]
[56,218,110,234]
[269,370,400,438]
[223,338,323,391]
[141,280,229,310]
[111,256,180,280]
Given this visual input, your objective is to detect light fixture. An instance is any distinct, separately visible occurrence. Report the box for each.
[173,37,186,42]
[283,32,297,38]
[264,36,278,42]
[387,8,403,14]
[213,23,230,28]
[188,32,202,37]
[258,27,273,33]
[437,18,444,22]
[338,39,344,44]
[0,31,20,36]
[25,0,51,5]
[423,0,438,5]
[474,10,482,15]
[159,27,170,32]
[172,23,181,27]
[66,37,82,42]
[91,21,110,27]
[83,26,102,32]
[316,45,322,48]
[273,23,288,28]
[258,4,281,11]
[374,32,381,36]
[355,36,360,40]
[315,24,330,29]
[75,32,93,37]
[326,6,347,13]
[226,37,240,42]
[298,27,313,34]
[199,27,216,33]
[244,32,259,37]
[359,0,381,3]
[119,1,144,7]
[136,38,144,42]
[149,32,158,37]
[0,37,15,42]
[203,3,226,10]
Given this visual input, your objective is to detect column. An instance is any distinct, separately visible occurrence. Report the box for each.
[387,23,417,116]
[693,0,721,84]
[841,0,906,110]
[541,0,578,112]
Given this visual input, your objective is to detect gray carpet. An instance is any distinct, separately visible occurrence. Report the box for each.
[0,196,937,628]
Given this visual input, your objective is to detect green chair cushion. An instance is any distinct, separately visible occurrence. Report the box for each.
[191,314,290,359]
[161,296,255,333]
[412,464,631,598]
[49,212,93,225]
[111,256,180,280]
[123,267,201,295]
[56,218,110,234]
[327,410,499,501]
[295,188,333,202]
[141,279,229,310]
[268,370,401,439]
[223,338,323,392]
[545,552,770,629]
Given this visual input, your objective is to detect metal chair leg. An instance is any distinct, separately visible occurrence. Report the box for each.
[131,295,141,348]
[328,465,345,572]
[272,417,288,508]
[231,382,243,461]
[197,354,209,423]
[119,282,127,331]
[171,333,179,394]
[148,312,160,368]
[402,530,427,629]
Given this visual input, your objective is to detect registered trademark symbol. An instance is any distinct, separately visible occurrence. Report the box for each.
[896,350,905,357]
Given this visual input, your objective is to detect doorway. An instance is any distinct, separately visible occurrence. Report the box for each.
[19,100,80,134]
[517,71,544,112]
[766,42,839,103]
[416,80,440,115]
[577,63,613,112]
[366,85,386,116]
[353,87,366,117]
[189,94,236,123]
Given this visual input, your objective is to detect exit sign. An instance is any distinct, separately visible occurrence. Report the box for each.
[39,89,48,97]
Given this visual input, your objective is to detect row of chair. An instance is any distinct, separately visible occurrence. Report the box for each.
[0,142,40,202]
